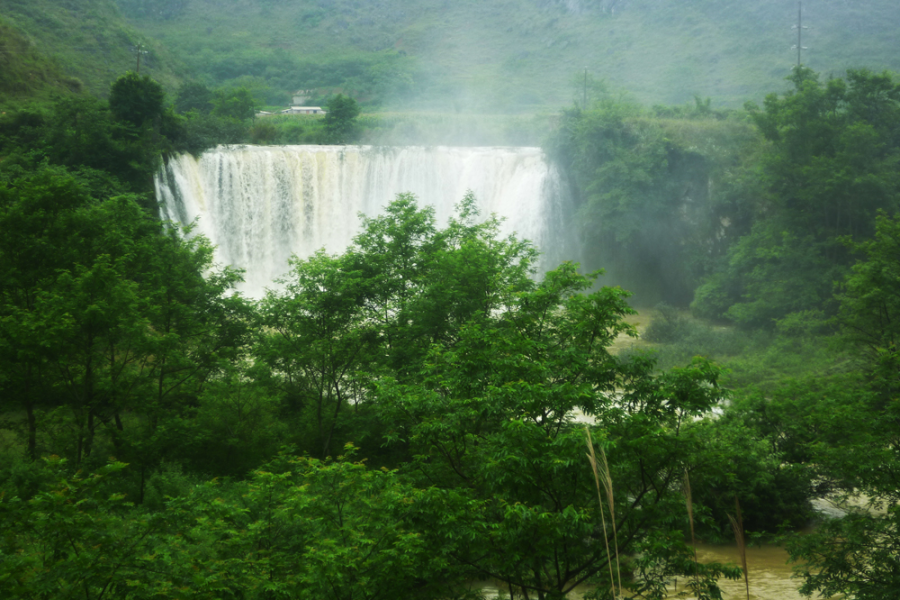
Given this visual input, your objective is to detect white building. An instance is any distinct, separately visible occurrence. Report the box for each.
[280,106,326,115]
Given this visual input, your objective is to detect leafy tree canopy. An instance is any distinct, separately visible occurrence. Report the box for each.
[212,87,257,122]
[693,68,900,327]
[174,80,214,114]
[108,71,166,128]
[323,94,360,143]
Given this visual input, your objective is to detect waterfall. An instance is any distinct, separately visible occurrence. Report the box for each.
[155,145,575,297]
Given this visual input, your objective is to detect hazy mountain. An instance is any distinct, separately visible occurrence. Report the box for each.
[115,0,900,110]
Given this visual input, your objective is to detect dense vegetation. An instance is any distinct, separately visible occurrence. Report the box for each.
[547,94,764,305]
[549,67,900,317]
[2,14,900,592]
[1,169,757,597]
[0,0,183,97]
[0,22,83,98]
[111,0,900,110]
[548,66,900,599]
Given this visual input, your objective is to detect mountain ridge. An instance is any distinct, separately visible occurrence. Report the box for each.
[115,0,900,110]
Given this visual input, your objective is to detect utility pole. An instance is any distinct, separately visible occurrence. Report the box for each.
[791,2,808,67]
[133,43,148,74]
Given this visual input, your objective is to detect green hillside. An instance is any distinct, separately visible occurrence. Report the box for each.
[0,21,84,98]
[115,0,900,110]
[0,0,185,99]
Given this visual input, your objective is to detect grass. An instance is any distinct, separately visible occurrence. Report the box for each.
[355,112,554,146]
[0,0,184,98]
[249,111,554,146]
[585,428,622,598]
[636,305,850,396]
[684,469,697,554]
[0,21,82,97]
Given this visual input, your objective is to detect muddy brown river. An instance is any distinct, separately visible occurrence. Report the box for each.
[690,543,807,600]
[474,542,811,598]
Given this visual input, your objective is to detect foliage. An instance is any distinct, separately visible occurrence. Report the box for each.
[248,119,278,144]
[0,456,156,600]
[0,0,182,97]
[255,193,746,597]
[788,509,900,600]
[177,110,250,152]
[255,192,537,457]
[109,71,166,128]
[323,94,361,143]
[174,81,214,114]
[0,165,248,485]
[700,213,900,598]
[0,451,459,600]
[7,50,900,600]
[0,89,182,195]
[775,366,900,598]
[692,68,900,327]
[836,213,900,368]
[0,175,822,599]
[775,214,900,599]
[147,449,460,600]
[0,22,82,97]
[684,418,814,534]
[643,304,691,344]
[547,98,762,304]
[212,87,258,122]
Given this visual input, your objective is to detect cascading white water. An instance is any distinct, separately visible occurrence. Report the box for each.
[155,145,575,297]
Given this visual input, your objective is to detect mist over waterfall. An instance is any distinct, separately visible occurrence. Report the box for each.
[156,145,576,297]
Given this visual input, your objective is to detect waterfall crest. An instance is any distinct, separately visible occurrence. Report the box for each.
[155,145,574,297]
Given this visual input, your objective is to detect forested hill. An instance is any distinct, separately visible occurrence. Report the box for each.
[0,22,82,97]
[0,0,184,99]
[115,0,900,110]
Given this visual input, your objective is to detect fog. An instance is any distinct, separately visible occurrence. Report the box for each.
[119,0,900,114]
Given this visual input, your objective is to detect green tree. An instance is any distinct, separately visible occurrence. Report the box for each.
[693,68,900,326]
[0,457,157,600]
[0,166,97,461]
[174,81,214,114]
[756,215,900,599]
[547,97,761,304]
[323,94,360,143]
[108,71,166,128]
[256,250,375,458]
[373,260,741,597]
[256,193,535,457]
[836,212,900,370]
[258,193,743,598]
[0,166,248,481]
[212,87,257,122]
[42,96,138,187]
[144,449,457,600]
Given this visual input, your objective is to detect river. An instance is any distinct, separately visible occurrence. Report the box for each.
[472,542,809,599]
